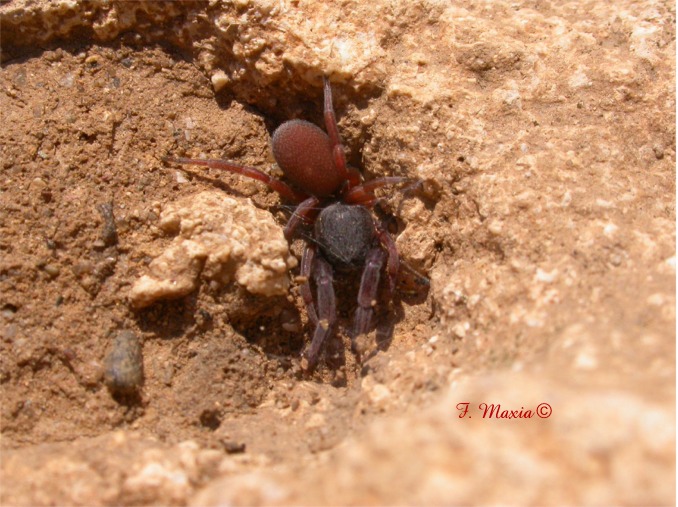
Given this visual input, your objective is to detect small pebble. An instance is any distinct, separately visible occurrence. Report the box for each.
[104,330,143,394]
[175,171,189,184]
[220,440,246,454]
[85,55,100,67]
[42,264,60,279]
[97,202,118,247]
[59,73,75,88]
[1,307,17,320]
[211,70,229,92]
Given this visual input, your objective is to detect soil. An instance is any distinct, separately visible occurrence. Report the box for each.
[0,1,675,505]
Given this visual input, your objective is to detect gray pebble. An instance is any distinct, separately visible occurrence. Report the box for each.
[97,202,118,247]
[104,330,143,394]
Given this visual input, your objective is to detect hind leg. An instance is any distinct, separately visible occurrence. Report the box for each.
[302,254,336,371]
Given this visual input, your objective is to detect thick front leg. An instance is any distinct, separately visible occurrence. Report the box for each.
[302,255,336,371]
[165,157,308,202]
[351,247,386,355]
[323,76,360,189]
[284,196,320,240]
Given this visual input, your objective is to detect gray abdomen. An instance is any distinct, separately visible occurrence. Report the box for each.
[314,203,375,270]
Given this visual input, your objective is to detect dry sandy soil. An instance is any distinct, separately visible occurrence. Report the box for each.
[0,0,675,505]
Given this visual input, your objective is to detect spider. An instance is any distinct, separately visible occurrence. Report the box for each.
[166,76,419,371]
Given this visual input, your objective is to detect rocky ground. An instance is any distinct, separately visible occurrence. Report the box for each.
[0,0,675,505]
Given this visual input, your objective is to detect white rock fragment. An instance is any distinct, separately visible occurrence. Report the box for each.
[535,268,558,283]
[487,219,503,235]
[361,375,392,410]
[596,198,614,208]
[568,66,592,89]
[452,322,469,338]
[210,70,229,92]
[175,170,189,184]
[630,23,660,65]
[129,191,297,308]
[123,460,190,501]
[602,222,618,238]
[492,84,522,109]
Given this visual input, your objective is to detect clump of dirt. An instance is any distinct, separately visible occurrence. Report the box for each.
[129,190,297,308]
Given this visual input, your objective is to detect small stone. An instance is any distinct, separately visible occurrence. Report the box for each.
[85,54,100,67]
[104,330,143,394]
[42,264,60,279]
[220,440,246,454]
[59,73,75,88]
[487,219,503,235]
[97,202,118,247]
[211,70,229,92]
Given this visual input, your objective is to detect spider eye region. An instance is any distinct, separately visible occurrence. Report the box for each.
[271,119,344,197]
[315,203,375,270]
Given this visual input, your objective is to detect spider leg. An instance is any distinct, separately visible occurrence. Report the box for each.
[300,244,318,328]
[284,196,321,240]
[164,157,308,203]
[352,247,387,353]
[343,177,412,205]
[302,254,337,371]
[375,226,400,299]
[323,77,361,189]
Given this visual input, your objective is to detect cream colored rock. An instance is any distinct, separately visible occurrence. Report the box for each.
[129,191,296,308]
[193,373,675,506]
[0,432,232,506]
